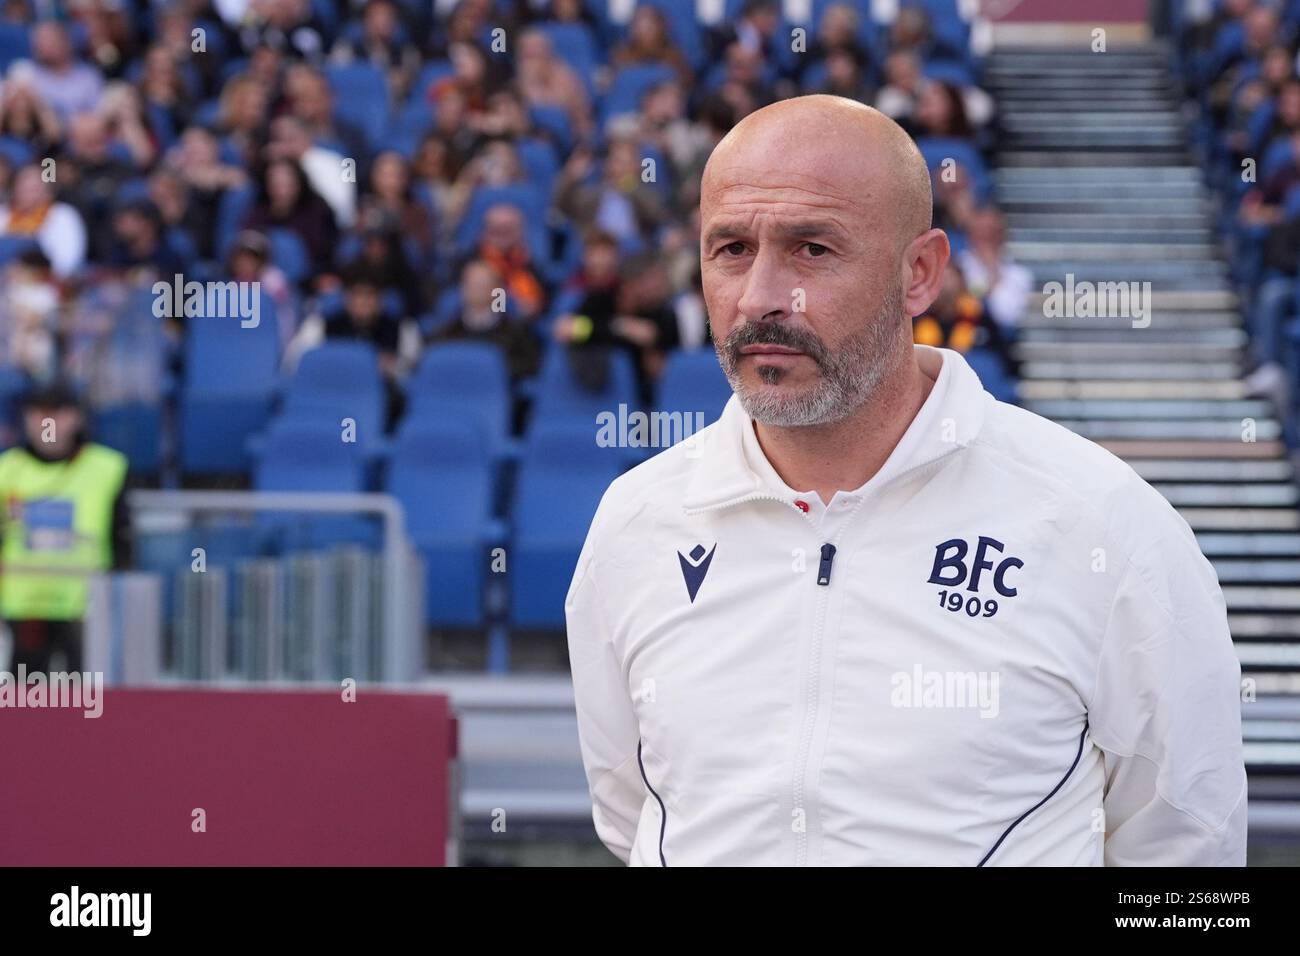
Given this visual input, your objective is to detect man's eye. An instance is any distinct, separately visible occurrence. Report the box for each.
[722,242,746,256]
[804,242,828,257]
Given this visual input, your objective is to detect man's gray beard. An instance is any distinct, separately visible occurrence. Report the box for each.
[715,282,908,427]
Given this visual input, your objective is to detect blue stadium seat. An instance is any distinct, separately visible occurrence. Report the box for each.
[253,418,377,551]
[325,62,390,149]
[178,297,280,475]
[94,403,163,475]
[600,63,676,129]
[387,419,496,628]
[266,228,311,286]
[657,348,733,431]
[405,342,512,459]
[509,420,625,630]
[0,235,38,267]
[279,341,387,455]
[531,344,639,423]
[0,23,31,70]
[0,136,33,168]
[964,347,1017,405]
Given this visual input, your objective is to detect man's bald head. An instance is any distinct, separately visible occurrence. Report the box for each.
[701,94,932,253]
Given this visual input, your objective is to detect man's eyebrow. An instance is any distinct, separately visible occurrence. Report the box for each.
[703,219,850,246]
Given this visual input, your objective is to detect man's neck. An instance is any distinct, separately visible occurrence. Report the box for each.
[752,347,939,505]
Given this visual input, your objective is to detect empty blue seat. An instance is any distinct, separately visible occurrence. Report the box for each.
[532,345,638,424]
[253,418,377,551]
[324,62,390,148]
[94,403,163,474]
[600,63,676,129]
[281,341,386,453]
[405,342,511,456]
[387,419,495,628]
[510,421,625,630]
[656,348,733,433]
[179,298,280,475]
[964,348,1017,405]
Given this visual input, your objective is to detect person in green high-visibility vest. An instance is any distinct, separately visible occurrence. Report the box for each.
[0,381,131,673]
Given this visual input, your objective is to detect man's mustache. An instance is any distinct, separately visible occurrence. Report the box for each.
[722,321,829,367]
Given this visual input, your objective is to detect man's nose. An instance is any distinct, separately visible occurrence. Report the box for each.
[735,247,793,323]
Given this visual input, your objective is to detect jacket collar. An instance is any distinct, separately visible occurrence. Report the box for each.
[682,345,988,514]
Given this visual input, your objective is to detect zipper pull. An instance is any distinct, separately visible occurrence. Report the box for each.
[817,543,837,586]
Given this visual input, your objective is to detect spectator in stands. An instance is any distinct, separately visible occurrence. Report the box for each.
[444,136,530,236]
[342,206,428,317]
[553,236,678,403]
[0,380,130,674]
[806,4,877,88]
[638,79,717,205]
[231,0,331,63]
[610,6,694,87]
[0,247,59,379]
[914,79,974,140]
[138,44,195,141]
[513,29,593,142]
[163,126,249,263]
[956,206,1033,336]
[0,71,63,156]
[461,201,546,321]
[0,163,87,279]
[432,40,500,122]
[808,47,874,103]
[433,258,543,384]
[359,150,437,272]
[423,85,483,181]
[26,21,103,119]
[554,132,671,249]
[97,81,159,168]
[228,230,299,352]
[328,0,420,102]
[243,155,340,278]
[410,131,456,243]
[105,197,187,278]
[292,266,413,424]
[54,111,136,262]
[283,64,370,165]
[215,73,271,169]
[912,261,1016,378]
[708,0,783,71]
[716,40,780,112]
[265,114,357,230]
[875,49,925,132]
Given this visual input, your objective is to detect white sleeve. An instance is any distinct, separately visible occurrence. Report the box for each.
[1089,509,1248,866]
[565,511,645,864]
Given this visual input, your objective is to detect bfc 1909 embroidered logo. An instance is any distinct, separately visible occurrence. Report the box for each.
[927,536,1023,619]
[678,543,717,603]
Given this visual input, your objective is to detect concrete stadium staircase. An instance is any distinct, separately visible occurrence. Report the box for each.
[986,43,1300,846]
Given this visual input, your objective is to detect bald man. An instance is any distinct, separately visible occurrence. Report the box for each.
[565,96,1246,866]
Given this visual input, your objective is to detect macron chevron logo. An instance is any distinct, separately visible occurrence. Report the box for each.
[677,543,716,604]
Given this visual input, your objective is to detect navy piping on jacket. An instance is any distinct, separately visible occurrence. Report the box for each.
[637,739,668,867]
[977,720,1090,867]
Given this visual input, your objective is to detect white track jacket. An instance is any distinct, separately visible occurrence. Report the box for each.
[565,345,1248,866]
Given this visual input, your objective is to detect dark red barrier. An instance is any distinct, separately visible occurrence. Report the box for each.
[0,687,457,866]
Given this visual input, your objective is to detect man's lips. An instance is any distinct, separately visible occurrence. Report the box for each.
[739,345,806,356]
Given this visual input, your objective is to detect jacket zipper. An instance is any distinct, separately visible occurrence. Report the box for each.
[681,488,876,865]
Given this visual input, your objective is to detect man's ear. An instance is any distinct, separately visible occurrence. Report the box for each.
[901,228,950,317]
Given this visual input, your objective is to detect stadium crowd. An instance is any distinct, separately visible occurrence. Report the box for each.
[1176,0,1300,443]
[0,0,1024,470]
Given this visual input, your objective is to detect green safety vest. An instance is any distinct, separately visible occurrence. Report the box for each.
[0,442,128,620]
